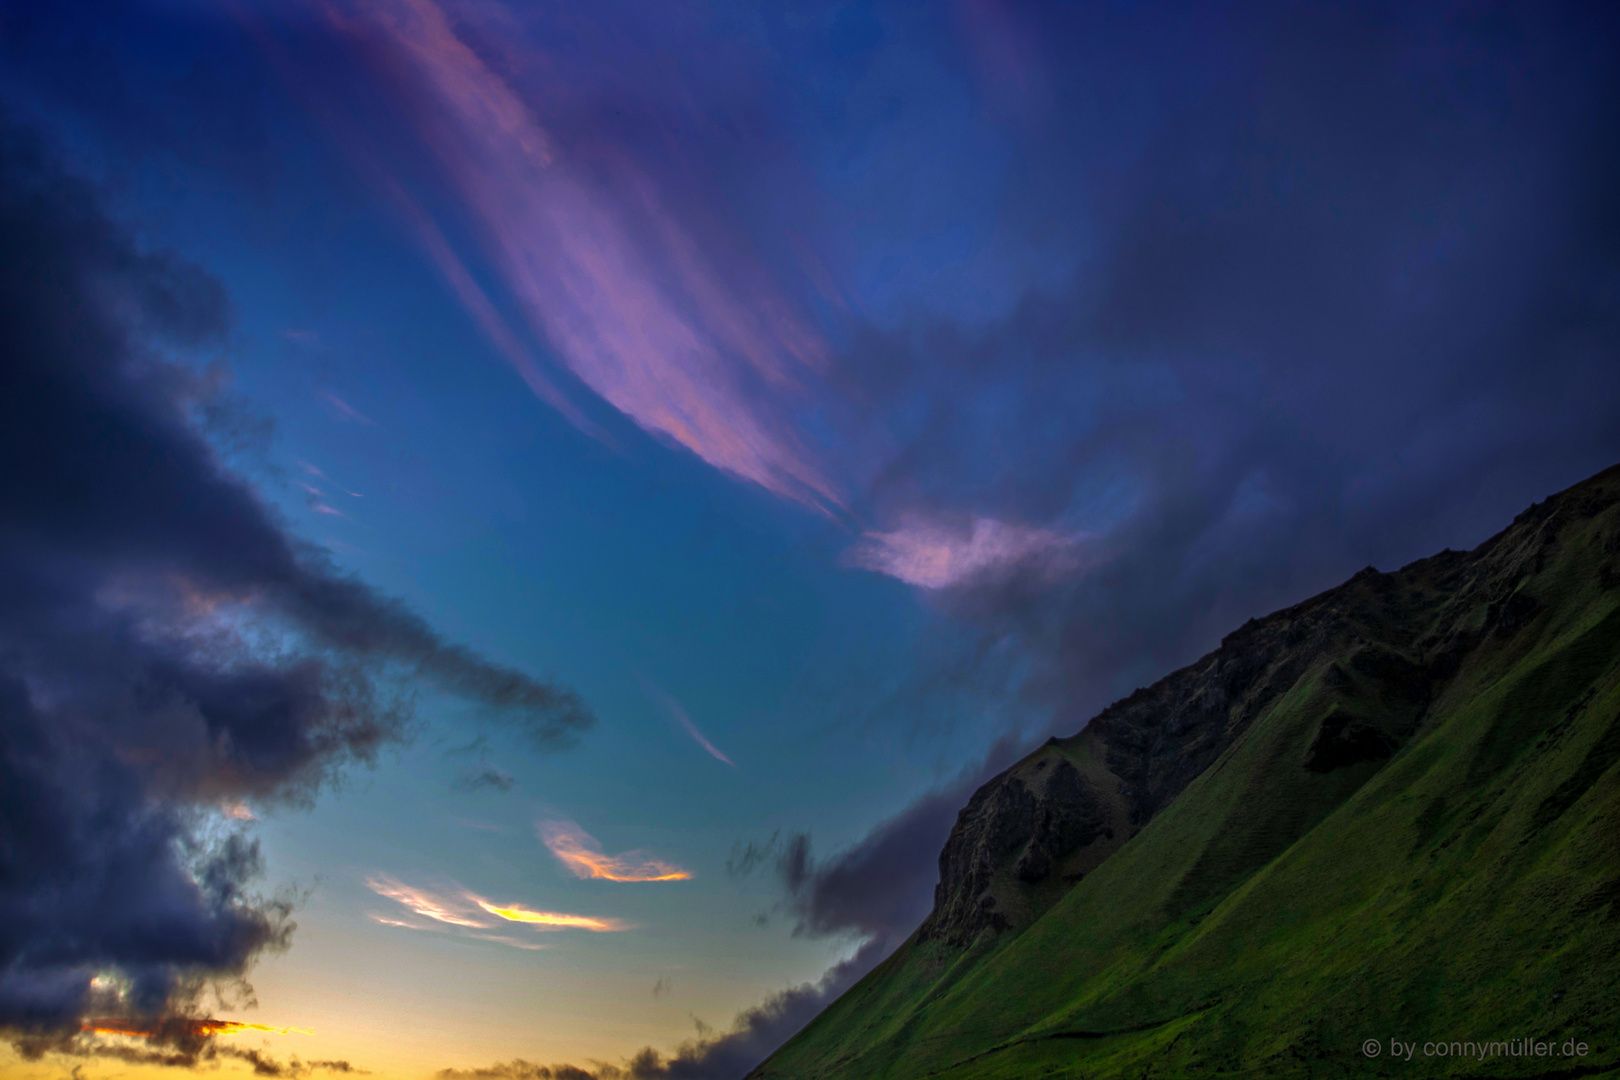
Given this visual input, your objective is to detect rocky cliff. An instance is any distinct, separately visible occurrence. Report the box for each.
[916,466,1617,947]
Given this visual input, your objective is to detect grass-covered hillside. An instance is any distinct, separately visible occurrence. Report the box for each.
[753,466,1620,1080]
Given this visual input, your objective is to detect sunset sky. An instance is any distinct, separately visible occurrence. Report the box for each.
[2,1,1618,1078]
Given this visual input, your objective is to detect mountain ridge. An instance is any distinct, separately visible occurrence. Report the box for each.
[753,463,1620,1080]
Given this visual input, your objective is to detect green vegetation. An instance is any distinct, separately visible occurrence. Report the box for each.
[755,467,1620,1079]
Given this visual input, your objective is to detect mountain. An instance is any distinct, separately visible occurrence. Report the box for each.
[753,465,1620,1080]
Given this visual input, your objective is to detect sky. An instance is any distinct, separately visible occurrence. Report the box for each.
[2,1,1619,1078]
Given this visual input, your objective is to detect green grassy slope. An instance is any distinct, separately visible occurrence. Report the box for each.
[755,466,1620,1080]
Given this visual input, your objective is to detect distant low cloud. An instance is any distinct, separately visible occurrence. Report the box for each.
[436,1062,587,1080]
[538,820,692,883]
[431,936,886,1080]
[12,1021,365,1077]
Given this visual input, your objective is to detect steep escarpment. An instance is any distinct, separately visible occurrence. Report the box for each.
[917,740,1126,946]
[919,554,1443,947]
[755,463,1620,1080]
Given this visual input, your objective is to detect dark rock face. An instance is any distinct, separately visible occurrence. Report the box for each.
[1014,760,1107,882]
[1305,710,1396,772]
[912,464,1620,951]
[919,751,1112,945]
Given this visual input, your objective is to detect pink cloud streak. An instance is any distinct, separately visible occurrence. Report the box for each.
[314,0,842,512]
[641,678,734,766]
[846,515,1087,590]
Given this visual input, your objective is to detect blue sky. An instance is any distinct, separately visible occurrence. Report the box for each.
[2,1,1618,1077]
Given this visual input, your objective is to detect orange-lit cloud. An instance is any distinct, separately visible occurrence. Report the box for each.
[846,515,1087,589]
[219,800,256,820]
[367,874,626,936]
[468,896,628,932]
[82,1018,311,1039]
[537,820,692,883]
[365,875,493,928]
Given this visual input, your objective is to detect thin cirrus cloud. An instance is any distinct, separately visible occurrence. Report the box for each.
[301,0,843,514]
[320,390,377,426]
[258,1,1102,592]
[537,820,692,883]
[641,677,734,766]
[845,515,1088,590]
[365,875,492,929]
[469,898,626,932]
[365,875,628,936]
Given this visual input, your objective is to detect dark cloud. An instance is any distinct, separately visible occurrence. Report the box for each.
[0,116,591,1051]
[436,1063,586,1080]
[709,5,1620,1074]
[721,734,1027,957]
[442,804,965,1080]
[848,1,1620,659]
[406,4,1620,1078]
[12,1025,365,1077]
[723,834,779,879]
[435,939,888,1080]
[817,0,1620,793]
[453,765,516,793]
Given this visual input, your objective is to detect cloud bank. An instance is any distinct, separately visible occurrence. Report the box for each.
[0,118,593,1054]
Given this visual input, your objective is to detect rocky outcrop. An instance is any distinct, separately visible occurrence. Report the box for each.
[913,463,1620,950]
[917,746,1118,945]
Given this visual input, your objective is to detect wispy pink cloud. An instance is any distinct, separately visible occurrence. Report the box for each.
[295,461,363,498]
[378,174,603,439]
[846,515,1087,590]
[537,820,691,883]
[308,0,843,512]
[321,391,378,426]
[641,679,734,766]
